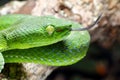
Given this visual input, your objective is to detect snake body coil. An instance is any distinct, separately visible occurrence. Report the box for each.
[0,14,90,72]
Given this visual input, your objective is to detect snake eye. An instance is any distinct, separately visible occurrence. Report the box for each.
[46,25,55,35]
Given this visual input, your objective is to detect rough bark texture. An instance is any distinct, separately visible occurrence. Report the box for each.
[0,0,120,80]
[22,63,56,80]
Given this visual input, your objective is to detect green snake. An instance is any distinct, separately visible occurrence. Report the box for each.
[0,14,101,72]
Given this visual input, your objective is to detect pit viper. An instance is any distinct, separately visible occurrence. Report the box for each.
[0,14,101,72]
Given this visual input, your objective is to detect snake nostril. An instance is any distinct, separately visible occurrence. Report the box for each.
[56,29,63,32]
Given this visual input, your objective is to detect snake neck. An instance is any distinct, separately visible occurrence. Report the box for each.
[0,34,8,52]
